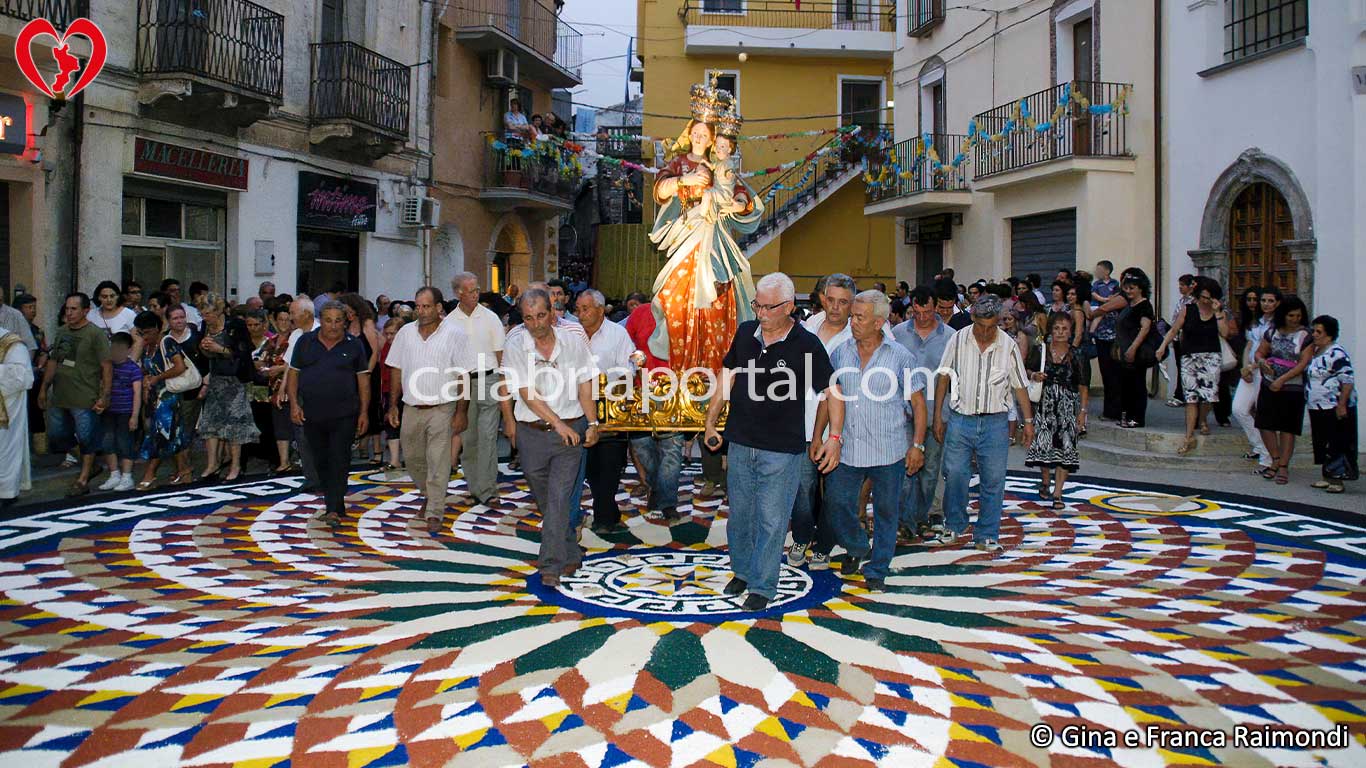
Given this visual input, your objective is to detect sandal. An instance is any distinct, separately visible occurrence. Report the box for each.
[200,465,221,481]
[1275,465,1289,485]
[1259,465,1278,480]
[67,481,90,498]
[1177,437,1196,456]
[169,472,193,486]
[135,480,157,491]
[222,469,241,482]
[1199,424,1210,436]
[1038,480,1050,498]
[1326,483,1345,494]
[1051,497,1065,511]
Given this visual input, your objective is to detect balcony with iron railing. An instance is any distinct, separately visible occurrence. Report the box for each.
[906,0,944,37]
[451,0,584,88]
[598,127,643,161]
[134,0,284,123]
[1,0,84,26]
[971,80,1132,188]
[308,42,411,157]
[480,133,581,212]
[863,133,972,217]
[680,0,895,59]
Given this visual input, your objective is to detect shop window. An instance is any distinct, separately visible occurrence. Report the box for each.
[121,197,141,236]
[144,198,182,239]
[184,205,219,241]
[121,193,225,295]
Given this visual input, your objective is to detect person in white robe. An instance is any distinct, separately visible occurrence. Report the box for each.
[0,328,33,506]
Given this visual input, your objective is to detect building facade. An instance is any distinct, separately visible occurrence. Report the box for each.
[634,0,897,294]
[1166,0,1362,440]
[429,0,583,295]
[867,0,1157,291]
[1,1,85,309]
[66,0,434,306]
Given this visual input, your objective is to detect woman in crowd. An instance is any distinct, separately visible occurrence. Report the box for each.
[1306,315,1357,493]
[244,308,277,472]
[1001,311,1030,445]
[337,293,385,464]
[1027,312,1086,509]
[196,295,259,481]
[1048,280,1069,314]
[1214,287,1258,428]
[1018,289,1048,345]
[1164,274,1198,407]
[1234,288,1280,470]
[1066,282,1094,436]
[377,316,405,472]
[1155,277,1229,453]
[133,311,193,489]
[1114,272,1155,428]
[89,280,139,342]
[262,305,296,475]
[1252,296,1313,485]
[165,304,206,471]
[146,292,169,323]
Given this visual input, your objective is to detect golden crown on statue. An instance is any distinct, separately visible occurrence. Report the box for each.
[689,78,733,124]
[716,108,743,140]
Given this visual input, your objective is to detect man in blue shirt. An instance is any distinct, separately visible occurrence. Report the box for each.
[891,286,954,539]
[818,291,927,591]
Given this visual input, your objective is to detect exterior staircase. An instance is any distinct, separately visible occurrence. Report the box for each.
[1079,413,1317,471]
[738,126,884,256]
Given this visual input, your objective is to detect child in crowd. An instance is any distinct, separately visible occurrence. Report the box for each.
[98,332,143,492]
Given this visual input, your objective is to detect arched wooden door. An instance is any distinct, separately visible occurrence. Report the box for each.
[1228,182,1297,297]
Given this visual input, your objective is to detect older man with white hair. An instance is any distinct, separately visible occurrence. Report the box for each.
[576,288,636,534]
[444,271,507,505]
[704,272,845,612]
[816,290,927,591]
[277,297,321,492]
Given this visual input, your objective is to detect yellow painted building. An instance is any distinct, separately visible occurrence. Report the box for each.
[633,0,897,294]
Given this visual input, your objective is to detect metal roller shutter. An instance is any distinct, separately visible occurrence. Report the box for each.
[1010,208,1076,280]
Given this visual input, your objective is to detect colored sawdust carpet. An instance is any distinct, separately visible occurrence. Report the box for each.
[0,466,1362,767]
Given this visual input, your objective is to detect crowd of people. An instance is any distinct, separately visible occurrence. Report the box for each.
[0,265,1356,605]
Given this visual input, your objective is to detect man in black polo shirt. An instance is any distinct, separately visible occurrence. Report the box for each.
[287,301,370,525]
[704,272,845,611]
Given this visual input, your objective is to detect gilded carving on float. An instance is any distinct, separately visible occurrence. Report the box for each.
[596,351,726,432]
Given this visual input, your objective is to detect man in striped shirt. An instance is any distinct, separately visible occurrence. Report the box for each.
[932,294,1034,552]
[816,290,927,591]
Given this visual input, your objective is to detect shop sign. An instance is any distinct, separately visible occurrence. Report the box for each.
[0,94,28,156]
[904,213,953,245]
[134,137,249,190]
[298,172,377,232]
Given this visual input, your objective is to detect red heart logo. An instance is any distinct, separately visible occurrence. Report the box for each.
[14,17,108,100]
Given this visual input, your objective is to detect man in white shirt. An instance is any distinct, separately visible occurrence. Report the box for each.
[576,289,635,534]
[501,289,600,587]
[932,295,1034,552]
[444,272,507,505]
[276,297,321,491]
[388,286,472,532]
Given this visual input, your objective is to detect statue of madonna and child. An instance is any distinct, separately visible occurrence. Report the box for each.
[646,79,765,374]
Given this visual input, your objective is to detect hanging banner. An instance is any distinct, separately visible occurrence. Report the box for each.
[298,171,377,232]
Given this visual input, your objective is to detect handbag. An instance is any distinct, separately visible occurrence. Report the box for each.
[1027,346,1045,403]
[160,336,203,394]
[1219,336,1238,372]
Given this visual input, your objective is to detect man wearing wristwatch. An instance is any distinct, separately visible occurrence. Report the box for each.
[815,291,927,591]
[704,273,844,612]
[501,289,601,588]
[932,294,1034,553]
[38,292,112,497]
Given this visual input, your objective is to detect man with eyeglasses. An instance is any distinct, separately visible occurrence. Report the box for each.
[704,273,844,612]
[121,281,145,314]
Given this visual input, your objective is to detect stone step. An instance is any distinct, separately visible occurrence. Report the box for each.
[1078,440,1316,471]
[1085,419,1265,456]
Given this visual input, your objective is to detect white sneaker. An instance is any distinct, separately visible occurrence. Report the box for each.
[932,530,959,547]
[98,471,121,491]
[115,474,135,492]
[975,538,1003,553]
[61,452,78,468]
[786,542,809,567]
[809,551,830,571]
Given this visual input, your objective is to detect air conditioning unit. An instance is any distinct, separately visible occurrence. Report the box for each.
[484,49,518,86]
[400,196,441,228]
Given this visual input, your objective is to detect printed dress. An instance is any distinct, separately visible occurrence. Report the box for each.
[140,338,192,460]
[1025,346,1085,471]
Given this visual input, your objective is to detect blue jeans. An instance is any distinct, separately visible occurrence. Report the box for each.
[789,445,835,555]
[100,412,137,460]
[726,443,802,599]
[900,426,944,528]
[47,406,103,454]
[630,433,684,511]
[825,460,905,580]
[941,410,1010,541]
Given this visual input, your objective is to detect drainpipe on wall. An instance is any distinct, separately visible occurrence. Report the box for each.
[68,90,84,293]
[1152,0,1164,313]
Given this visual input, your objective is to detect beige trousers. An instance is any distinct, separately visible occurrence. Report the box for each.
[401,401,456,519]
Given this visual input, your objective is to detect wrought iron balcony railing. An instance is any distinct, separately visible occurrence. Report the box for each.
[599,127,643,160]
[451,0,584,81]
[864,133,969,205]
[483,134,582,203]
[135,0,284,102]
[681,0,895,32]
[907,0,944,37]
[972,80,1131,179]
[1,0,85,26]
[309,41,411,139]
